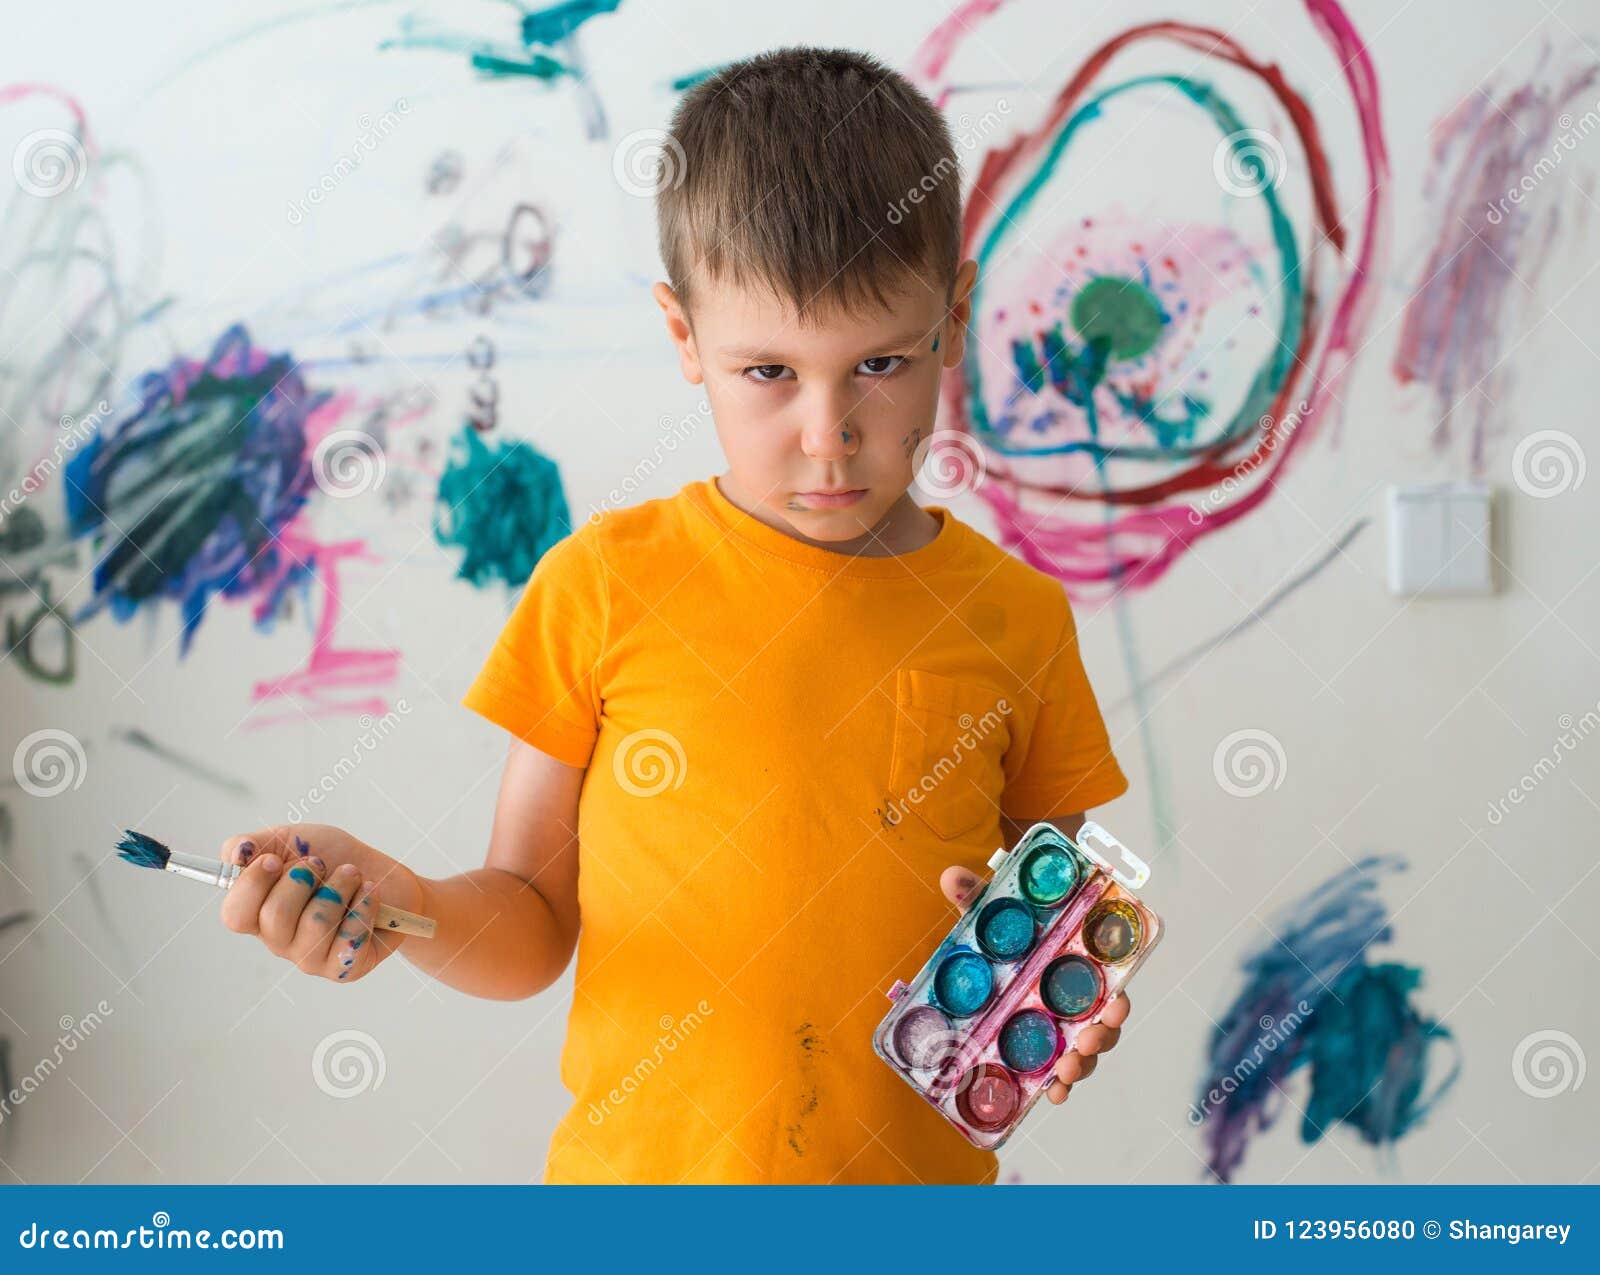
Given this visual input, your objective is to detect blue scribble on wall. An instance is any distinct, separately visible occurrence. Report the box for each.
[64,323,321,654]
[433,424,570,589]
[1190,855,1460,1183]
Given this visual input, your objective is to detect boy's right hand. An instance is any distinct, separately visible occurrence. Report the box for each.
[217,824,425,983]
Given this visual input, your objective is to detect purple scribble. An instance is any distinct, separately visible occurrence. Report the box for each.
[1394,51,1600,471]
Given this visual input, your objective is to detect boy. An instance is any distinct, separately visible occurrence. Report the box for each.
[218,46,1132,1185]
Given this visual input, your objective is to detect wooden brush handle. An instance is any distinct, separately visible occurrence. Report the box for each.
[374,902,436,939]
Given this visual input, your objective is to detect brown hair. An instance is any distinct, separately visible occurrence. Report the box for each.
[656,47,962,325]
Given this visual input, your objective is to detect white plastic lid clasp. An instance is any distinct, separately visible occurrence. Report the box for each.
[1072,821,1150,890]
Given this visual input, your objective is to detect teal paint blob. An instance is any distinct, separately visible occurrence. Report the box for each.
[287,867,316,887]
[521,0,621,46]
[312,885,344,903]
[433,425,571,589]
[1041,954,1104,1020]
[999,1009,1060,1074]
[1302,963,1459,1150]
[1020,844,1079,906]
[976,897,1035,962]
[933,949,995,1018]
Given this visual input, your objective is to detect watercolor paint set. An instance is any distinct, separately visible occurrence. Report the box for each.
[872,820,1163,1149]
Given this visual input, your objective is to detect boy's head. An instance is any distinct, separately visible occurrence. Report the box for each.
[651,47,978,545]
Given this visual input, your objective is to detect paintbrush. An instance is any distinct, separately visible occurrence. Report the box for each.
[114,829,436,939]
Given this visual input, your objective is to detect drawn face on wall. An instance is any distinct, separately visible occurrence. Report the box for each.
[653,260,977,547]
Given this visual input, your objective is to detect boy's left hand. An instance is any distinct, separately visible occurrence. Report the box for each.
[939,865,1131,1105]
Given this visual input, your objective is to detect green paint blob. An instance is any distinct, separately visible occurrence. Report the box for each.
[1069,276,1166,360]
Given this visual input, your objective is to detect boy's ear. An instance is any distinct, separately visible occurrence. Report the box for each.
[652,281,704,385]
[941,258,979,369]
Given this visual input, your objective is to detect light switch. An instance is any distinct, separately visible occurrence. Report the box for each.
[1385,483,1494,595]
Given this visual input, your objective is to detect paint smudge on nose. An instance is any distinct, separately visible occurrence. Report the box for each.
[1193,855,1459,1183]
[433,424,570,588]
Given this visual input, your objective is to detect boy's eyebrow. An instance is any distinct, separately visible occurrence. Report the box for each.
[719,327,933,362]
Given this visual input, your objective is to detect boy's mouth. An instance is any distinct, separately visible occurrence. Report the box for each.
[796,488,868,508]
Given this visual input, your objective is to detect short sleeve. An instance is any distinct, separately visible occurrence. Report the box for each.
[459,522,608,768]
[1001,598,1129,818]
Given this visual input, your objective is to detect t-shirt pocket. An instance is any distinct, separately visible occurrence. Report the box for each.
[887,668,1013,840]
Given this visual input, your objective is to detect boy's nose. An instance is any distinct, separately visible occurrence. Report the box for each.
[799,396,860,460]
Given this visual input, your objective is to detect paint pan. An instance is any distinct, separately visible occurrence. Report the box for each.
[954,1063,1020,1132]
[891,1005,960,1072]
[873,820,1164,1149]
[1018,842,1079,906]
[1082,898,1143,964]
[998,1009,1062,1074]
[1040,953,1105,1020]
[975,896,1036,961]
[933,949,995,1018]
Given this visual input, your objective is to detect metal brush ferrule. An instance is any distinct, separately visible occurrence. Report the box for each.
[164,851,240,890]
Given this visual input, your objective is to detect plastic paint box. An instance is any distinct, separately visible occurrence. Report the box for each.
[872,820,1163,1149]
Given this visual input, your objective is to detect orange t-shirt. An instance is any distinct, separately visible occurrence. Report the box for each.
[460,476,1129,1183]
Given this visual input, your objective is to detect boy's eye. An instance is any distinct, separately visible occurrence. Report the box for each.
[857,355,906,376]
[744,364,793,383]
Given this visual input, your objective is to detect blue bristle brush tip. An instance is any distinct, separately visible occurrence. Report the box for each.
[115,829,172,870]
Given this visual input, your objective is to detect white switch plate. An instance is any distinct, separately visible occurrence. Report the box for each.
[1385,483,1494,595]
